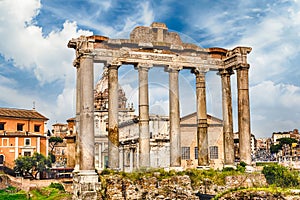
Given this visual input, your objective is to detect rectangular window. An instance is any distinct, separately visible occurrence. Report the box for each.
[2,138,8,146]
[24,152,31,156]
[194,147,198,159]
[181,147,190,160]
[209,146,218,159]
[17,123,24,131]
[24,138,31,146]
[34,125,40,132]
[0,122,5,130]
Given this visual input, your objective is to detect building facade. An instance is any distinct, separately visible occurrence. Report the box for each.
[0,107,48,169]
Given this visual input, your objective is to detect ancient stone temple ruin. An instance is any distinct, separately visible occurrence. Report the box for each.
[68,22,252,199]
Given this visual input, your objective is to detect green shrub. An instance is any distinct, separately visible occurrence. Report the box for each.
[49,182,65,191]
[262,164,299,188]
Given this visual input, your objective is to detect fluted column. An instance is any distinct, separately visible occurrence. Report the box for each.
[168,66,181,167]
[136,63,152,168]
[219,68,234,165]
[79,53,96,172]
[194,69,209,166]
[108,64,120,169]
[236,64,251,164]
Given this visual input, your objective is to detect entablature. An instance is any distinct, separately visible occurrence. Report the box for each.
[68,22,251,71]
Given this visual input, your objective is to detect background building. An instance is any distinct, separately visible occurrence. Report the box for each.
[0,107,48,169]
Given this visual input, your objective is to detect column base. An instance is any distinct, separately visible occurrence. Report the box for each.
[73,170,100,200]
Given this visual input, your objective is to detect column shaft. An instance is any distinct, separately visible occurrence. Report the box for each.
[236,64,251,164]
[108,65,119,169]
[138,65,150,168]
[195,71,208,166]
[169,69,181,167]
[74,65,80,172]
[220,69,234,165]
[79,54,95,171]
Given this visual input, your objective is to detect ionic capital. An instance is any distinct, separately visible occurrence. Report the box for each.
[218,68,234,77]
[105,60,122,69]
[134,63,153,71]
[77,50,95,61]
[191,66,209,75]
[165,65,182,73]
[235,63,250,71]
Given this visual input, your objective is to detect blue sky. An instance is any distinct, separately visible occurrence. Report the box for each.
[0,0,300,138]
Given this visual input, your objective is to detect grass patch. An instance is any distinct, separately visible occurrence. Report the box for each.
[29,186,72,200]
[0,187,28,200]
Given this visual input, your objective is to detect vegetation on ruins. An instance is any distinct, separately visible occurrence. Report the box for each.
[14,152,51,179]
[262,163,300,188]
[100,164,247,187]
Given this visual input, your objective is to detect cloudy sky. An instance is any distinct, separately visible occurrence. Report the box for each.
[0,0,300,138]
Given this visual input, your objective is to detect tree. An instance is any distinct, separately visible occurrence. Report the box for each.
[270,138,298,154]
[14,152,51,179]
[49,136,63,153]
[270,144,281,154]
[49,136,63,163]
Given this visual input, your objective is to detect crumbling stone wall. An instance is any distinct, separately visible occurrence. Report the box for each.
[102,174,198,200]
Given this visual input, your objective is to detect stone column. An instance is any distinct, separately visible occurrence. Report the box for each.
[236,64,251,164]
[136,63,152,168]
[194,69,209,166]
[79,53,96,173]
[168,66,181,167]
[108,64,120,169]
[74,62,80,172]
[219,69,234,165]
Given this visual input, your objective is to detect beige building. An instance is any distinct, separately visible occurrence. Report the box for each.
[118,112,224,171]
[272,132,290,145]
[180,113,224,170]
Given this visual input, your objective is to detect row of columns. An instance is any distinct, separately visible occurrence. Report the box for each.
[75,53,251,171]
[220,64,251,165]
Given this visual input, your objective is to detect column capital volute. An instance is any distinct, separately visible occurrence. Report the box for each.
[191,67,209,75]
[235,63,250,71]
[134,63,153,71]
[218,68,234,76]
[165,65,182,73]
[105,60,122,69]
[78,49,96,59]
[73,58,80,68]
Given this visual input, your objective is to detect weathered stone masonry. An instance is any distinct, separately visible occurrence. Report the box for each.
[68,22,252,199]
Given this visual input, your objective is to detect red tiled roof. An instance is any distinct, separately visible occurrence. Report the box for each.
[0,107,48,120]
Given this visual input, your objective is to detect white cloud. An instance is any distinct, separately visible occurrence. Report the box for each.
[250,81,300,137]
[0,0,93,128]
